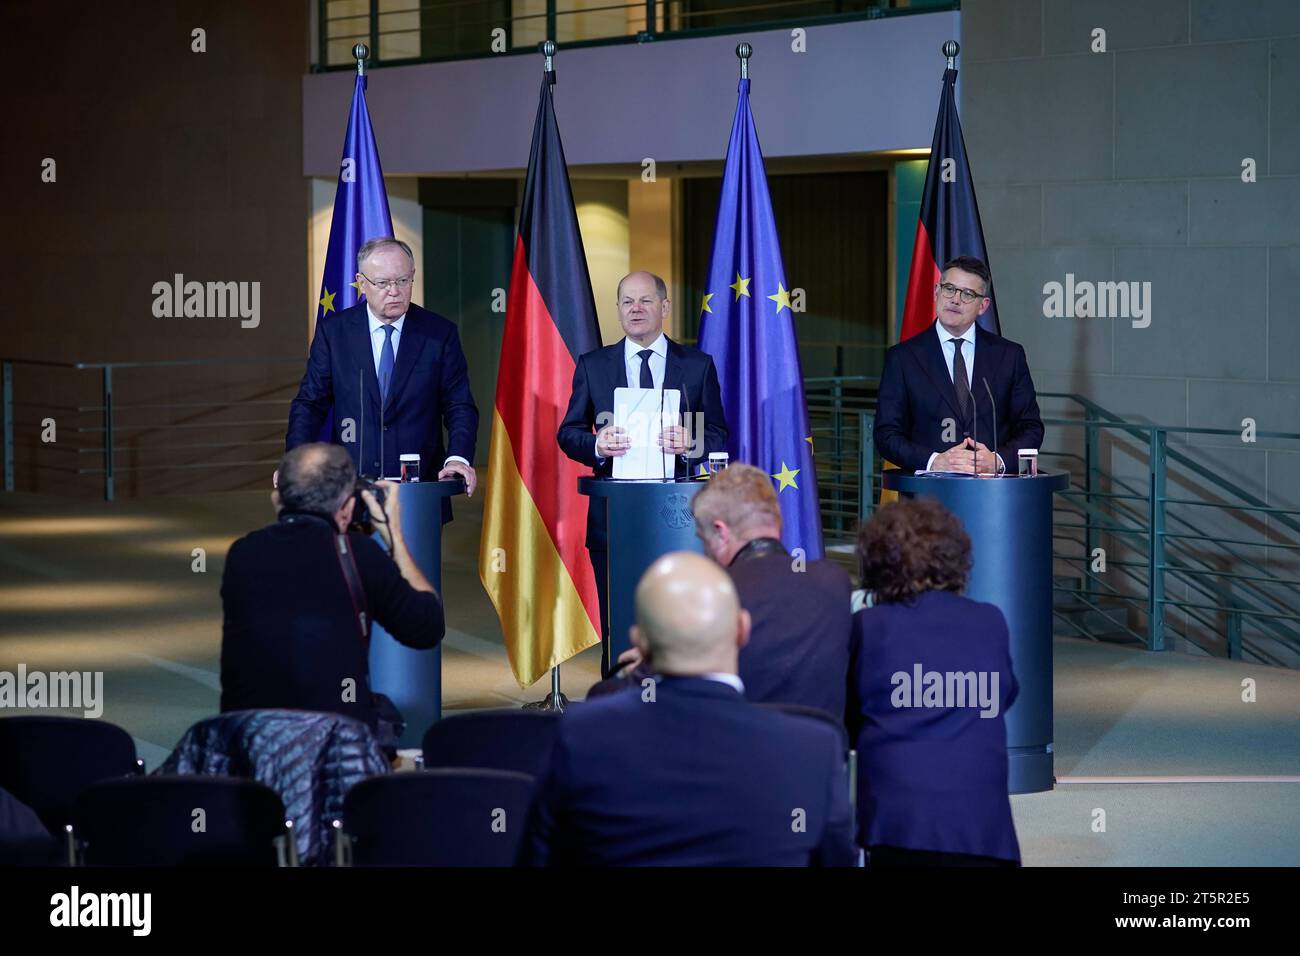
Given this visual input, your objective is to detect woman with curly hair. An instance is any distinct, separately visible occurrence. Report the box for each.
[849,497,1021,866]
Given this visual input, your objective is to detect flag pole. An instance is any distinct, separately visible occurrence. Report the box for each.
[525,37,569,714]
[353,42,368,76]
[943,39,959,69]
[737,41,750,77]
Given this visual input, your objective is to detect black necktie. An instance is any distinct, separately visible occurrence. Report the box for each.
[638,349,655,389]
[950,337,972,423]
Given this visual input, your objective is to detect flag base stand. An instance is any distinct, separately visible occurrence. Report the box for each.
[523,666,568,712]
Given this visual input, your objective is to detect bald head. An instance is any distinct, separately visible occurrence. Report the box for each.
[632,551,750,675]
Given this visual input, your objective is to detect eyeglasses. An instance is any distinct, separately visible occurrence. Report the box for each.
[938,282,984,304]
[359,273,413,292]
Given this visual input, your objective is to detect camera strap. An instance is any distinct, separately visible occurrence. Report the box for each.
[334,533,371,643]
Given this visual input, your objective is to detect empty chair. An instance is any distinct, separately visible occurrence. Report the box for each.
[421,709,560,778]
[0,716,141,837]
[338,768,535,866]
[72,775,294,866]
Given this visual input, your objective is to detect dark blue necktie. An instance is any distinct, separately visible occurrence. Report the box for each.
[378,325,396,401]
[638,349,654,389]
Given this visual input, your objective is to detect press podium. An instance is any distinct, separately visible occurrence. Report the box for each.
[368,477,463,747]
[579,477,707,671]
[881,470,1069,794]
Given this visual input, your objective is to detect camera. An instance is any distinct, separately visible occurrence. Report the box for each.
[349,476,388,535]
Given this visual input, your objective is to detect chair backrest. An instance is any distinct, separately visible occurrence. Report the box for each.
[73,775,290,866]
[342,768,535,866]
[421,709,561,778]
[0,716,139,835]
[756,702,850,755]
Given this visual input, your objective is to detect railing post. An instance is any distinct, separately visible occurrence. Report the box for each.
[860,412,875,521]
[2,360,12,492]
[1084,408,1100,604]
[1226,608,1242,660]
[1146,428,1166,650]
[102,366,114,502]
[368,0,380,64]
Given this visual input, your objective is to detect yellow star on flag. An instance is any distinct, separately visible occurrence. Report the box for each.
[318,288,337,315]
[768,283,792,314]
[351,279,364,295]
[772,462,800,492]
[805,435,815,453]
[700,292,715,315]
[730,274,751,300]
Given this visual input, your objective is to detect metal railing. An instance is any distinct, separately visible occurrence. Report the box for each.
[805,374,1300,666]
[314,0,957,71]
[0,357,302,502]
[6,356,1298,665]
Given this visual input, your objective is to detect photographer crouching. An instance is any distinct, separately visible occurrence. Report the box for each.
[220,442,444,753]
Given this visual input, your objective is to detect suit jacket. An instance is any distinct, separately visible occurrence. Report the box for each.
[520,676,857,866]
[557,336,727,550]
[220,514,444,733]
[847,590,1021,862]
[874,321,1043,473]
[286,302,478,521]
[729,538,854,721]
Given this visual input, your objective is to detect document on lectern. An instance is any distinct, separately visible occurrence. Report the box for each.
[612,386,681,480]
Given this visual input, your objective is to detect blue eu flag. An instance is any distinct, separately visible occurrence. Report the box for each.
[697,78,823,560]
[316,74,393,326]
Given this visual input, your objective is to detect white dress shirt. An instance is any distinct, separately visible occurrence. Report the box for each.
[925,322,1000,472]
[366,304,468,469]
[699,672,746,694]
[624,332,667,389]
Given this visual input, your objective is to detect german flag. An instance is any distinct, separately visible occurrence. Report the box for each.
[479,74,602,688]
[900,66,1000,342]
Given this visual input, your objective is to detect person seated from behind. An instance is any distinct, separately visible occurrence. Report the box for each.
[849,497,1021,867]
[220,443,444,750]
[522,552,856,867]
[587,463,853,720]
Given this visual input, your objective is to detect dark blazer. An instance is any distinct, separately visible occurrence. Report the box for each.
[220,514,444,733]
[848,590,1021,862]
[729,539,854,721]
[874,321,1043,472]
[521,676,857,867]
[286,302,478,520]
[557,337,727,550]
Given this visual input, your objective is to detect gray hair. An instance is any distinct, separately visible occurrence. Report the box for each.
[356,237,415,274]
[617,271,668,303]
[278,443,356,515]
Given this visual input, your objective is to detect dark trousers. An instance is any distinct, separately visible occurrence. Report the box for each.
[868,845,1019,867]
[589,548,611,678]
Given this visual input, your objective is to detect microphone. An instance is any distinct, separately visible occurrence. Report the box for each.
[658,374,667,483]
[982,377,999,477]
[379,376,386,479]
[679,371,693,480]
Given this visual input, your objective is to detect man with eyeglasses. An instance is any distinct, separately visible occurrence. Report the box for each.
[874,256,1043,475]
[287,236,479,522]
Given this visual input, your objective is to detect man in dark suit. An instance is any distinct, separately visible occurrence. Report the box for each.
[557,271,727,670]
[588,463,854,718]
[521,552,856,867]
[875,256,1043,475]
[220,443,444,743]
[286,237,478,520]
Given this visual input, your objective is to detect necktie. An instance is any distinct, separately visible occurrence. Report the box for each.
[950,337,972,423]
[378,325,396,401]
[638,349,655,389]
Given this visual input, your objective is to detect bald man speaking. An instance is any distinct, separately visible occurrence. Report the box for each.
[520,552,856,866]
